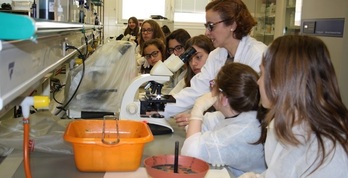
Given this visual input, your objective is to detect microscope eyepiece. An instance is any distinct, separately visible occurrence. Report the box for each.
[179,47,196,63]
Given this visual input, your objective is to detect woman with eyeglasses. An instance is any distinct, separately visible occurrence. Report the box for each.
[239,35,348,178]
[161,0,267,121]
[140,38,166,74]
[136,20,166,71]
[181,62,266,177]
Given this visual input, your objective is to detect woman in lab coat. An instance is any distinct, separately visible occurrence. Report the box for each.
[240,35,348,178]
[162,0,267,119]
[181,62,266,177]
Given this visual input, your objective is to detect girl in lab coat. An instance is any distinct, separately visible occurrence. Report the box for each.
[170,35,216,126]
[124,16,139,37]
[162,0,267,120]
[169,34,215,96]
[166,29,191,57]
[181,62,266,177]
[140,38,166,74]
[240,35,348,178]
[165,29,191,89]
[116,17,139,42]
[136,20,166,70]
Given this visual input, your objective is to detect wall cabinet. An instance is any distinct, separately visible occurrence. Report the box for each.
[251,0,301,44]
[252,0,277,45]
[284,0,301,35]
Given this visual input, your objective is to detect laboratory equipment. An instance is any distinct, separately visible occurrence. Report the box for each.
[65,40,137,118]
[300,0,348,106]
[119,47,196,135]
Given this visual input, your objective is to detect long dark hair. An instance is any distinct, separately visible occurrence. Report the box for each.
[124,16,139,36]
[262,35,348,174]
[139,20,165,52]
[215,62,260,112]
[165,29,191,51]
[184,35,215,87]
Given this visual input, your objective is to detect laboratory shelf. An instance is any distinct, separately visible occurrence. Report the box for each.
[0,13,102,116]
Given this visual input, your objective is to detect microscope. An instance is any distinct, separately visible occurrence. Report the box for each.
[119,47,196,135]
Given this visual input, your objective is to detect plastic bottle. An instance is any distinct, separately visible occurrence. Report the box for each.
[57,4,64,21]
[69,0,76,22]
[30,0,37,18]
[94,12,99,25]
[84,4,90,24]
[78,0,85,23]
[289,11,295,27]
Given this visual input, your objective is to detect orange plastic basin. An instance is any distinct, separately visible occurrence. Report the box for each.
[64,119,154,172]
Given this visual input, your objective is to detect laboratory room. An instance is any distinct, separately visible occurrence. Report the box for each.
[1,0,348,177]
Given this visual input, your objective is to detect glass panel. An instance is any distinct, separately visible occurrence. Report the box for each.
[253,0,276,45]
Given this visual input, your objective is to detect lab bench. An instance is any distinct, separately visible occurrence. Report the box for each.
[0,14,232,178]
[0,119,178,177]
[0,118,232,178]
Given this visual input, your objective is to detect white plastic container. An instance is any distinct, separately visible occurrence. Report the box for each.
[12,0,31,10]
[56,4,64,21]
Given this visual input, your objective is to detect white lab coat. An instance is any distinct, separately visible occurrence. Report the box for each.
[181,111,267,177]
[162,36,267,118]
[261,120,348,178]
[169,78,186,95]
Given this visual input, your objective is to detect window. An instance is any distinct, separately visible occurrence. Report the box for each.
[120,0,209,23]
[174,0,209,23]
[122,0,165,20]
[294,0,302,26]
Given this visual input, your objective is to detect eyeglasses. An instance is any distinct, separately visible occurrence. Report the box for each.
[144,51,160,60]
[141,28,153,33]
[209,79,223,93]
[204,19,232,32]
[167,45,184,54]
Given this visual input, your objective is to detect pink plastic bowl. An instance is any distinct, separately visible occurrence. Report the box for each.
[144,154,209,178]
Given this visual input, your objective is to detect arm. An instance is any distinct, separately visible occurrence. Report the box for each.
[186,92,217,138]
[162,48,226,118]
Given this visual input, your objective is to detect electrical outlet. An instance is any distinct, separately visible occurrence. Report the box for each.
[62,38,69,56]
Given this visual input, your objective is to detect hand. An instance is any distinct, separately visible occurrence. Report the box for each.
[190,92,217,121]
[174,113,191,127]
[137,56,145,66]
[238,172,263,178]
[143,58,150,68]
